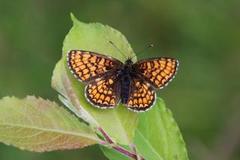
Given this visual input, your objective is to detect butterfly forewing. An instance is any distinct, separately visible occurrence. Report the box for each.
[85,75,120,108]
[126,77,156,112]
[67,50,122,82]
[134,57,179,89]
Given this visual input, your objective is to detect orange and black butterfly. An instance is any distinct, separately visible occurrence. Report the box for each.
[67,50,179,112]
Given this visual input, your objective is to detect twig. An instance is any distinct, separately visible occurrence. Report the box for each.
[98,127,145,160]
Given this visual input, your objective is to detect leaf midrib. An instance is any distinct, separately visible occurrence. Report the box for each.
[0,123,99,142]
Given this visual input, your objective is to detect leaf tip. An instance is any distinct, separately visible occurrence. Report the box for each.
[70,12,80,26]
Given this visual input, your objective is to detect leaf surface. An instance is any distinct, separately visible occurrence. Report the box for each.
[101,146,130,160]
[0,96,100,152]
[134,98,189,160]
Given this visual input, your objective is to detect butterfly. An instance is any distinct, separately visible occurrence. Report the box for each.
[67,50,179,112]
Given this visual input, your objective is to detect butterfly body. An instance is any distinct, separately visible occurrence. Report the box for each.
[117,59,135,104]
[67,50,178,112]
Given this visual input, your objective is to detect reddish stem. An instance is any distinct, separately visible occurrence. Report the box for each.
[98,127,145,160]
[98,127,114,144]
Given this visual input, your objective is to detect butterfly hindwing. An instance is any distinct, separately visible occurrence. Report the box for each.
[134,57,179,89]
[126,77,156,112]
[85,74,120,108]
[67,50,122,82]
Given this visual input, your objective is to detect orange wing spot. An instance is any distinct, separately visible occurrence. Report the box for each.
[84,74,90,79]
[89,56,97,63]
[79,65,86,70]
[154,61,159,68]
[161,72,166,77]
[152,71,157,76]
[136,81,140,87]
[133,99,138,104]
[95,93,100,99]
[99,58,105,65]
[166,66,172,71]
[157,75,162,81]
[86,63,92,67]
[167,62,173,67]
[164,69,170,74]
[146,95,150,99]
[108,79,114,84]
[100,94,105,100]
[159,61,166,65]
[75,54,81,59]
[83,54,91,58]
[97,85,102,90]
[105,96,110,102]
[128,100,133,105]
[92,89,97,95]
[147,62,151,68]
[90,66,96,71]
[83,69,89,74]
[99,89,104,93]
[155,80,160,85]
[74,67,80,72]
[76,61,83,66]
[96,79,103,84]
[97,99,103,103]
[110,99,115,105]
[143,98,147,104]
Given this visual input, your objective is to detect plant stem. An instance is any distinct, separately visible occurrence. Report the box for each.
[112,145,138,159]
[98,127,145,160]
[98,127,114,144]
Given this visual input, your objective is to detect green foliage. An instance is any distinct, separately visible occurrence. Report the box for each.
[101,146,131,160]
[0,96,99,152]
[0,14,188,160]
[134,98,188,160]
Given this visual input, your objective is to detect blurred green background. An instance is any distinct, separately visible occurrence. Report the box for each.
[0,0,240,160]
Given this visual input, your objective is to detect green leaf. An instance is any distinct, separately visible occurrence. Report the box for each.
[101,146,130,160]
[134,98,189,160]
[0,96,100,152]
[63,13,137,62]
[52,13,138,145]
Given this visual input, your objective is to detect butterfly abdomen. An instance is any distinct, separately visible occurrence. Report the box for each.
[120,74,131,104]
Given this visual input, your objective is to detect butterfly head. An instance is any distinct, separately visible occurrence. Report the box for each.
[125,58,134,66]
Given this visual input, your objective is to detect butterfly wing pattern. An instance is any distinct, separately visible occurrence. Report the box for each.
[134,57,179,89]
[67,50,122,108]
[67,50,179,112]
[126,77,156,111]
[85,74,120,108]
[67,50,122,82]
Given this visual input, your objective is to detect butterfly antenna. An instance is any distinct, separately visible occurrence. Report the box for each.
[109,41,127,58]
[131,43,154,60]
